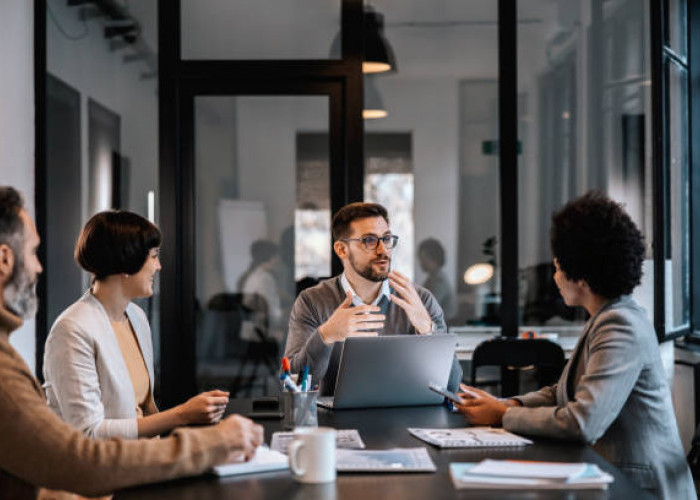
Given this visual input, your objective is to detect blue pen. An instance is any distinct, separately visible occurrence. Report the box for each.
[300,365,309,392]
[280,372,300,392]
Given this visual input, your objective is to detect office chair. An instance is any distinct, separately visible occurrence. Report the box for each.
[688,422,700,479]
[203,292,279,396]
[470,337,566,397]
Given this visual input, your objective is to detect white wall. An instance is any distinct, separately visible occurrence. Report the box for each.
[366,79,460,289]
[46,0,159,220]
[0,0,35,371]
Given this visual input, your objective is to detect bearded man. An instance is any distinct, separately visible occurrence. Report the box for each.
[283,202,462,396]
[0,186,263,498]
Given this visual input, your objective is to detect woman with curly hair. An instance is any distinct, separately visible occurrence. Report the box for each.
[456,191,694,499]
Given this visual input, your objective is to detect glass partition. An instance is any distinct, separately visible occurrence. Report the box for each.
[194,95,330,397]
[364,0,500,328]
[517,0,652,335]
[45,0,160,368]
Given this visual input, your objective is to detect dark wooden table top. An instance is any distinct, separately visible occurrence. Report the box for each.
[116,399,652,499]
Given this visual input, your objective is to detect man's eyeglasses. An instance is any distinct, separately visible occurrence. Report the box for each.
[341,234,399,250]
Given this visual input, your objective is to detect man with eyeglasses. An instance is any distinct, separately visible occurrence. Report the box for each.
[284,202,462,396]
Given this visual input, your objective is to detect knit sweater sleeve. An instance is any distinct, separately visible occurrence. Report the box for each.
[0,343,229,497]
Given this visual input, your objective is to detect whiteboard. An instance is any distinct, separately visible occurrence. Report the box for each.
[218,199,268,292]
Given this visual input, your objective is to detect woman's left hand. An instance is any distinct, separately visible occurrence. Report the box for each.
[455,385,509,426]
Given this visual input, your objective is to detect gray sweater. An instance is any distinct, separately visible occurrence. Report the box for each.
[283,276,462,396]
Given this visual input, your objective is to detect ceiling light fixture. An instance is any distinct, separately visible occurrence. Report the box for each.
[363,76,387,119]
[363,6,396,74]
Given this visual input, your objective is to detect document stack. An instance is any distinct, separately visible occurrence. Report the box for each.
[449,459,614,490]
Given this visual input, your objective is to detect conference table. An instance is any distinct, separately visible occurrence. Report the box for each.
[116,399,651,499]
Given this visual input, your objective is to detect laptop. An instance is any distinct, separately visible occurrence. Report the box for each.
[317,334,458,410]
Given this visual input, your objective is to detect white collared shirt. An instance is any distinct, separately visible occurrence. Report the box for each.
[340,273,390,306]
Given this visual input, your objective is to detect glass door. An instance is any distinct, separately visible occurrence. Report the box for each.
[192,94,332,397]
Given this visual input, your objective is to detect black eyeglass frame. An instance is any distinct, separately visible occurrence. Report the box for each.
[341,234,399,250]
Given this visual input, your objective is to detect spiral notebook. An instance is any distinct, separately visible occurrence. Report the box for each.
[408,427,532,448]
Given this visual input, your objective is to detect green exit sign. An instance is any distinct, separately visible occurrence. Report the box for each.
[482,140,522,155]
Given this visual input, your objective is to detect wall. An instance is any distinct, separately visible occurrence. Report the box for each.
[46,0,159,220]
[367,79,460,289]
[0,1,35,371]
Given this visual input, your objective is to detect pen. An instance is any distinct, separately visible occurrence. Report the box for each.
[280,372,300,392]
[300,365,309,391]
[281,357,291,377]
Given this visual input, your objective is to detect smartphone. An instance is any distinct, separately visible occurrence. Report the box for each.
[428,383,465,405]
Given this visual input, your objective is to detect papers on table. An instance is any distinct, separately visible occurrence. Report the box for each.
[408,427,533,448]
[270,429,366,454]
[336,447,436,472]
[211,446,289,477]
[450,460,614,490]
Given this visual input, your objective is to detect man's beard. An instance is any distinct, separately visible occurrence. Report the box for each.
[349,252,390,283]
[4,257,38,318]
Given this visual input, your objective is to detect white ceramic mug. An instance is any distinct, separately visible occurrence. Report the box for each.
[288,426,336,484]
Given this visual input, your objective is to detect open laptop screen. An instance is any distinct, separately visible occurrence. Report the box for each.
[319,334,458,410]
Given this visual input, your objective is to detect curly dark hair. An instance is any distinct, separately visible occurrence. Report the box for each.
[550,191,645,299]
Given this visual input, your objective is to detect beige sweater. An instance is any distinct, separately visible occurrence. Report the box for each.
[0,307,229,499]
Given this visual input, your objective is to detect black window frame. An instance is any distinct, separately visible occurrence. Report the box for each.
[33,0,697,394]
[653,0,697,342]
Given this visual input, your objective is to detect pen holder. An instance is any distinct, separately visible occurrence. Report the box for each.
[283,390,318,430]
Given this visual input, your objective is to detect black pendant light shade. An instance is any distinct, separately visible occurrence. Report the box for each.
[363,6,396,74]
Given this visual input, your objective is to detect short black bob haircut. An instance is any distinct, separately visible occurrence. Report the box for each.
[550,191,645,299]
[331,202,389,241]
[75,210,161,280]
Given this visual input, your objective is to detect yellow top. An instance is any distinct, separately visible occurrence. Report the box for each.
[111,319,153,418]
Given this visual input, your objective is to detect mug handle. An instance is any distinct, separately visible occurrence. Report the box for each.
[288,440,307,477]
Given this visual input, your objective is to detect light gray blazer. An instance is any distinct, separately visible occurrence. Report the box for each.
[503,296,695,499]
[43,291,155,439]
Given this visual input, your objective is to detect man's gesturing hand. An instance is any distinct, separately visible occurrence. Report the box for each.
[318,291,385,344]
[388,270,433,334]
[219,414,264,462]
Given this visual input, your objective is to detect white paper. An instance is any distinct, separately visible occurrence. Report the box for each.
[211,446,289,477]
[270,429,365,454]
[469,459,588,481]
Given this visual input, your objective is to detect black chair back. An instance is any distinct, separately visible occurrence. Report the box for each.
[471,337,566,397]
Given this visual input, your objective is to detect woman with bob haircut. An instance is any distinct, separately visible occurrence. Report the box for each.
[456,191,694,499]
[43,211,230,439]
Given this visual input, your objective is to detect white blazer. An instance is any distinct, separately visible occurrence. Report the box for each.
[43,291,155,439]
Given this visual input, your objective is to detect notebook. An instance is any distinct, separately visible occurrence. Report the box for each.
[408,427,533,448]
[335,447,436,472]
[210,446,289,476]
[449,461,614,490]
